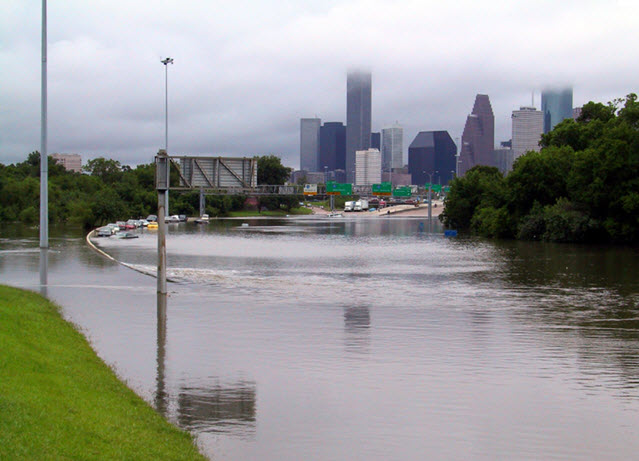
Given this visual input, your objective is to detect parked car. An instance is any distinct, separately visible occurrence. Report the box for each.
[146,214,157,222]
[165,215,180,223]
[178,214,187,222]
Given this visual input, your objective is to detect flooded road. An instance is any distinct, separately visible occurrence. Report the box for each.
[2,217,639,460]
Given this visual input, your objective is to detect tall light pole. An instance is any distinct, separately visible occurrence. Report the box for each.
[161,57,173,216]
[40,0,48,249]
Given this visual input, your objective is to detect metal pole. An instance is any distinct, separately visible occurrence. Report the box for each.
[427,172,433,233]
[40,0,48,249]
[161,58,173,216]
[157,189,167,294]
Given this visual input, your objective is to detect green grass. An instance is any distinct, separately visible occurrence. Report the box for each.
[228,206,313,217]
[0,285,207,461]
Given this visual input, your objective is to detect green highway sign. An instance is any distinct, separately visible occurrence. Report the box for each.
[392,186,412,197]
[443,186,450,193]
[372,182,392,195]
[326,181,352,196]
[425,183,442,192]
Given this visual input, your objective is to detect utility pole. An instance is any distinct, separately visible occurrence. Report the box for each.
[161,57,173,216]
[40,0,48,249]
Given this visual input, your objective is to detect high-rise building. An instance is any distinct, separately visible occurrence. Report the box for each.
[408,131,457,186]
[541,88,573,133]
[300,118,321,171]
[512,106,543,160]
[381,124,403,171]
[371,132,380,150]
[346,71,372,183]
[319,122,346,172]
[458,94,495,176]
[355,148,381,186]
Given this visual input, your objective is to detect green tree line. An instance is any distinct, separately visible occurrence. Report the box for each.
[441,93,639,243]
[0,153,295,228]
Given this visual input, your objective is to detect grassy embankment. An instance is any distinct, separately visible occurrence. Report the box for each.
[0,285,207,461]
[228,206,313,217]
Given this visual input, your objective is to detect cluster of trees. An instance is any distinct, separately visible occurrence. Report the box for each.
[441,93,639,243]
[0,153,294,228]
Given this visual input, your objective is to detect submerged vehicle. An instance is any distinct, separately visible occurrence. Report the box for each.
[195,214,210,224]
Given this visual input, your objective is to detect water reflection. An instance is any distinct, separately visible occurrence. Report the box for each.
[155,293,168,414]
[177,381,256,437]
[344,305,371,354]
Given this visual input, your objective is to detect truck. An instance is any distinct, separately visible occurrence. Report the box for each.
[344,201,355,212]
[353,199,369,212]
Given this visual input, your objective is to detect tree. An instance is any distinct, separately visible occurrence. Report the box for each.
[257,155,291,185]
[84,157,123,184]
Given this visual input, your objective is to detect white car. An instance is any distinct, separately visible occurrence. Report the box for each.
[165,215,180,223]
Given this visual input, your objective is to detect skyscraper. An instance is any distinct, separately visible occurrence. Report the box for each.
[300,118,321,171]
[381,124,403,171]
[355,148,381,186]
[346,71,372,183]
[541,88,573,133]
[319,122,346,171]
[408,131,457,186]
[512,106,543,160]
[458,94,495,176]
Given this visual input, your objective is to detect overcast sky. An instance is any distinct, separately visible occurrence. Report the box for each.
[1,0,638,169]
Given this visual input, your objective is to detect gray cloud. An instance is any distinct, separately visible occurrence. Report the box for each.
[2,0,638,169]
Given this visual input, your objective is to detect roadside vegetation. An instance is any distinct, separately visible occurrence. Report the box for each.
[441,93,639,243]
[0,285,206,460]
[0,153,301,228]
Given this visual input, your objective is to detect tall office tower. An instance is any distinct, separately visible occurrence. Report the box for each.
[346,71,372,183]
[319,122,346,171]
[371,132,381,150]
[458,94,495,176]
[300,118,321,171]
[541,88,573,133]
[381,124,403,171]
[355,148,381,186]
[512,106,543,160]
[408,131,457,186]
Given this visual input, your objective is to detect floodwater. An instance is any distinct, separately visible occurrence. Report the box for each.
[2,217,639,460]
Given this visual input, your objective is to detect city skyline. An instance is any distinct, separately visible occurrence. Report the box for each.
[1,1,638,168]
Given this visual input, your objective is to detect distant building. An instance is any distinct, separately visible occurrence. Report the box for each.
[346,71,372,183]
[381,124,403,171]
[573,106,582,120]
[382,171,411,186]
[300,118,321,171]
[319,122,346,172]
[512,106,543,160]
[458,94,495,176]
[408,131,457,186]
[493,147,514,174]
[541,88,573,133]
[51,153,82,173]
[355,148,381,186]
[371,132,380,150]
[290,169,326,185]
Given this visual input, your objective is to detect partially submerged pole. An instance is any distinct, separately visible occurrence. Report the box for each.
[156,150,169,294]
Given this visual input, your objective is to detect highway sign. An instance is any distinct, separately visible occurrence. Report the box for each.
[425,183,442,192]
[393,186,412,197]
[372,182,392,196]
[326,181,352,196]
[303,184,317,195]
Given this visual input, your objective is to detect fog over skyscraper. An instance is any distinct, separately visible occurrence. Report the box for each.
[541,88,573,133]
[300,118,321,171]
[346,71,372,183]
[458,94,495,176]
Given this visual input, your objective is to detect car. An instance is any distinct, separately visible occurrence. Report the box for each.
[165,215,180,223]
[178,214,187,222]
[146,214,157,222]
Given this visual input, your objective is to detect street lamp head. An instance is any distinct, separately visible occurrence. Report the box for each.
[161,57,174,65]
